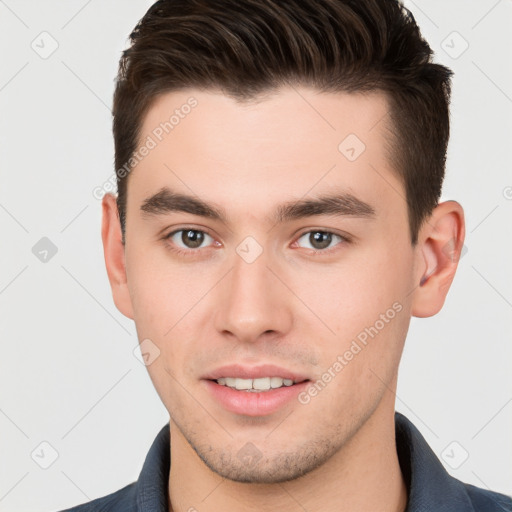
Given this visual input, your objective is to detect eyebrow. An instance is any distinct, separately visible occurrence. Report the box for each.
[140,186,376,224]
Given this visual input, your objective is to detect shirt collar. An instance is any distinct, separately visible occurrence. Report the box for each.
[133,412,476,512]
[395,411,474,511]
[135,423,170,512]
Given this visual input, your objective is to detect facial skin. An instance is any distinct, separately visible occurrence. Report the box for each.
[102,87,465,512]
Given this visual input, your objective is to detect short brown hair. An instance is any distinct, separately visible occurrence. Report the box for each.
[113,0,453,245]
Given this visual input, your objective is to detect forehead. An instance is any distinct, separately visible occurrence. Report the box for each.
[128,86,402,220]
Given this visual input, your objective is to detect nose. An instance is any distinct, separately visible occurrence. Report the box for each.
[214,248,293,344]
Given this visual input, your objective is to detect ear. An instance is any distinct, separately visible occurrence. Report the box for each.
[101,193,134,319]
[411,200,465,318]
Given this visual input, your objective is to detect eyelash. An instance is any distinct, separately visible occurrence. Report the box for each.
[162,227,351,258]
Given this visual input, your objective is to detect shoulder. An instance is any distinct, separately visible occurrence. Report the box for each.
[463,482,512,512]
[53,422,170,512]
[54,482,137,512]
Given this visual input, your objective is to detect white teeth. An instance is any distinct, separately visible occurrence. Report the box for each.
[215,376,299,391]
[235,378,253,390]
[270,377,284,388]
[253,377,271,390]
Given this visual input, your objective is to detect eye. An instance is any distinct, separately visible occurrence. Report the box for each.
[295,230,347,252]
[166,229,215,250]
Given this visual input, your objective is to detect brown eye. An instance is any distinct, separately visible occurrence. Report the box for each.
[181,230,204,248]
[310,232,332,249]
[167,229,213,250]
[296,231,345,251]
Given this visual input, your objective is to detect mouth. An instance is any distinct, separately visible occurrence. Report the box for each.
[201,363,312,416]
[208,376,309,392]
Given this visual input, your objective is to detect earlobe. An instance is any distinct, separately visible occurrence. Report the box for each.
[101,193,134,319]
[411,200,465,318]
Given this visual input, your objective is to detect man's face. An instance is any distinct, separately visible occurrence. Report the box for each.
[120,87,421,482]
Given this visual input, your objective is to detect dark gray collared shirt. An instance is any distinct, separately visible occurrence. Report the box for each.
[58,412,512,511]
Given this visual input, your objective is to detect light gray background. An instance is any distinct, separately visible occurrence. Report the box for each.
[0,1,511,510]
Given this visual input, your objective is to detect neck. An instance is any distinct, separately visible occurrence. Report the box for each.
[168,390,407,512]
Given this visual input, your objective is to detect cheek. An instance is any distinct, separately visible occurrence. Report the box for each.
[293,262,412,419]
[124,251,201,404]
[301,247,412,329]
[293,241,414,374]
[124,247,224,375]
[125,244,199,330]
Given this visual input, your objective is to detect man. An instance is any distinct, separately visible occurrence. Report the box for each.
[59,0,512,511]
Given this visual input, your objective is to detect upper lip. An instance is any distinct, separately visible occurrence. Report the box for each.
[202,364,310,383]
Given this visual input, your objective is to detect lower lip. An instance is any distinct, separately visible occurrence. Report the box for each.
[202,379,310,417]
